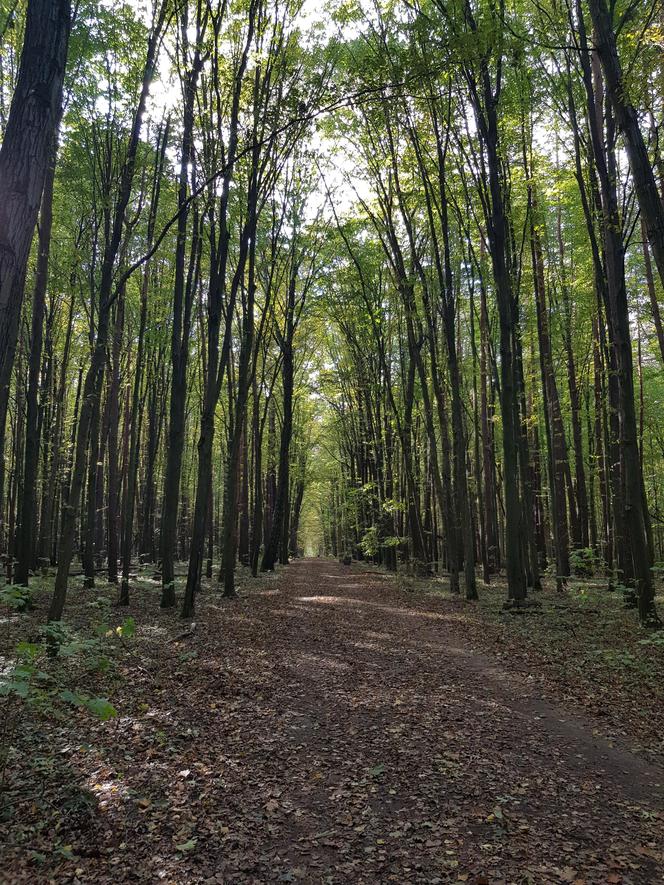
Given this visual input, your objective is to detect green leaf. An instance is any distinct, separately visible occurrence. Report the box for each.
[0,584,31,609]
[13,663,36,680]
[28,850,47,864]
[60,689,85,707]
[92,595,112,607]
[16,641,42,659]
[59,637,98,657]
[85,697,117,720]
[116,616,136,638]
[175,838,197,853]
[91,655,112,672]
[0,679,30,698]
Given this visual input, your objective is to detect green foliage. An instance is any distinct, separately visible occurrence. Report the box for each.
[589,647,655,676]
[0,605,134,723]
[569,547,602,578]
[360,526,379,557]
[115,616,136,639]
[0,583,31,611]
[178,650,198,662]
[638,633,664,648]
[360,526,401,557]
[0,628,120,720]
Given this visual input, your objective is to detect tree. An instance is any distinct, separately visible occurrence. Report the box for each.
[0,0,71,555]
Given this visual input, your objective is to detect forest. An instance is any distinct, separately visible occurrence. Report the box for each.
[1,0,664,881]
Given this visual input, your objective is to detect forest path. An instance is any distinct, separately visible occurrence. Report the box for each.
[143,557,664,884]
[14,558,664,884]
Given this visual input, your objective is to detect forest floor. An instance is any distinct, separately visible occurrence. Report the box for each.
[1,558,664,884]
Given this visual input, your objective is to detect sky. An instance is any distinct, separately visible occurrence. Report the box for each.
[117,0,371,219]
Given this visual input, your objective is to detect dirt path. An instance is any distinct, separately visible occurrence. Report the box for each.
[228,558,664,884]
[5,558,664,883]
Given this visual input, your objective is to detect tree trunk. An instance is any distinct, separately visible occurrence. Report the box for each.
[587,0,664,294]
[575,2,659,624]
[159,30,204,608]
[262,307,294,572]
[14,130,59,587]
[238,424,250,565]
[250,381,264,577]
[478,100,526,601]
[641,219,664,365]
[106,295,124,584]
[120,123,167,603]
[0,0,70,532]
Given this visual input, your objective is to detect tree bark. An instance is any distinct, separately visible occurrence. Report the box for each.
[587,0,664,294]
[0,0,70,537]
[160,10,206,607]
[13,129,59,587]
[106,294,124,584]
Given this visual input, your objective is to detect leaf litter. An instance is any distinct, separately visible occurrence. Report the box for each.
[1,558,663,883]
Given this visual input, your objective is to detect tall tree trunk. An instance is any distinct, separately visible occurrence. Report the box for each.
[558,212,590,552]
[14,129,59,587]
[587,0,664,293]
[264,400,277,545]
[238,425,250,566]
[81,379,103,588]
[458,0,527,600]
[182,9,254,614]
[641,219,664,365]
[140,354,164,563]
[120,124,167,603]
[250,381,264,577]
[479,280,499,577]
[7,341,26,580]
[514,330,541,590]
[474,90,526,601]
[530,189,570,586]
[160,15,205,607]
[575,3,659,625]
[262,283,295,572]
[39,289,75,564]
[0,0,70,532]
[219,322,254,598]
[289,469,305,558]
[106,294,124,584]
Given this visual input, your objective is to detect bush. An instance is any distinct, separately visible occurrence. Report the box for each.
[569,547,602,577]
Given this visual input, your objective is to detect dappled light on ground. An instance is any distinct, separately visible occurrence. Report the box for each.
[1,559,664,883]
